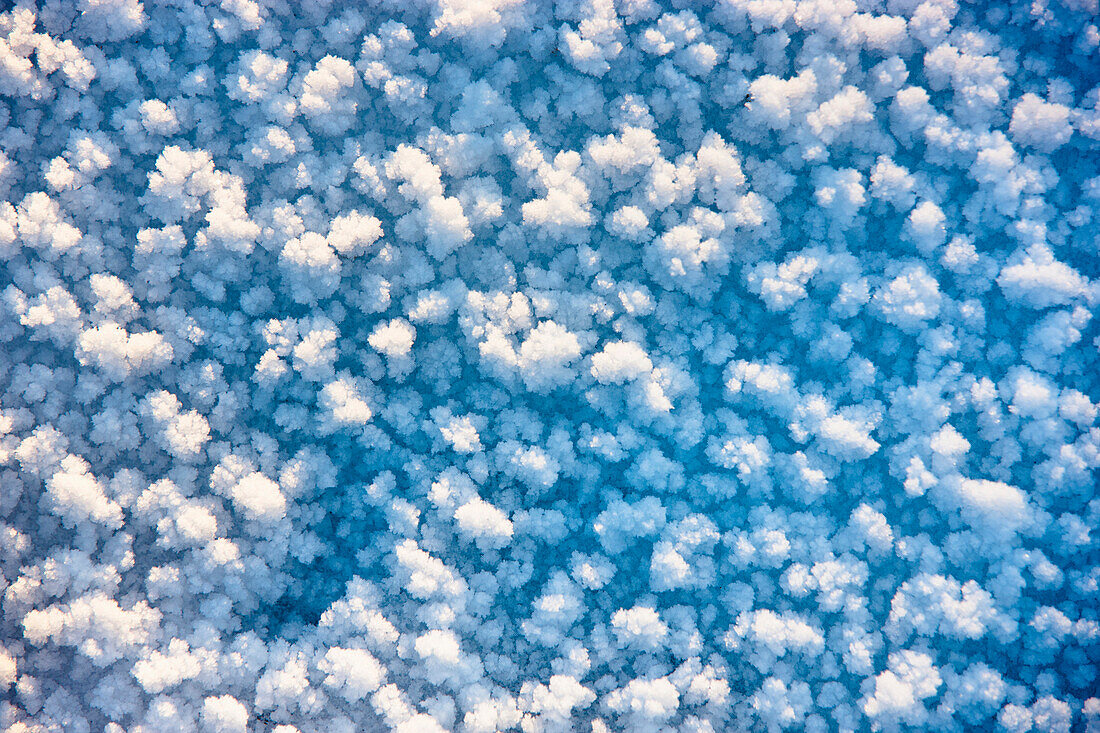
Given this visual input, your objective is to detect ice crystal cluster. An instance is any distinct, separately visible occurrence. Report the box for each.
[1,0,1099,731]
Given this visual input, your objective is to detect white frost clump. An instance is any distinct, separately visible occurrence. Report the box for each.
[202,695,250,733]
[369,318,416,357]
[1009,94,1073,152]
[807,86,874,142]
[430,0,524,48]
[139,99,180,136]
[997,246,1089,308]
[606,205,650,241]
[229,472,286,522]
[299,55,358,132]
[0,647,15,690]
[606,677,680,728]
[517,320,583,391]
[862,651,943,727]
[873,265,942,331]
[279,232,341,304]
[454,497,513,550]
[328,210,382,256]
[44,457,123,530]
[386,144,472,259]
[953,478,1032,536]
[76,322,174,380]
[611,606,668,651]
[590,341,652,384]
[904,200,947,252]
[319,648,386,702]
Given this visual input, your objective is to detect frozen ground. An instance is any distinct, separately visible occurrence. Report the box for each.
[0,0,1099,731]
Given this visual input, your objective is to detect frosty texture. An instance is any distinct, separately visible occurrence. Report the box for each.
[1,1,1099,731]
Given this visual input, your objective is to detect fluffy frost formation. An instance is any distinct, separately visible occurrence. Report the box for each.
[1,0,1099,731]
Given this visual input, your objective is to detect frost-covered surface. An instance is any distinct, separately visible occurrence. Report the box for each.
[1,0,1099,731]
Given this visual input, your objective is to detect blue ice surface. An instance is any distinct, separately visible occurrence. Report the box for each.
[1,0,1099,731]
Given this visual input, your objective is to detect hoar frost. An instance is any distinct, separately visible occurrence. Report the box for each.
[1,0,1098,732]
